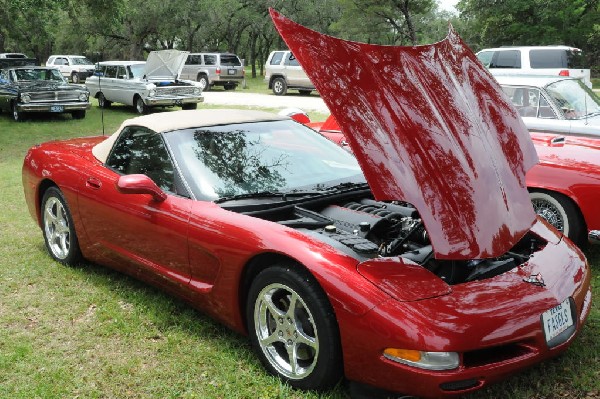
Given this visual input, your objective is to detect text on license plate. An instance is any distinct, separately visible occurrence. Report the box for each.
[542,298,573,342]
[228,69,236,75]
[50,105,64,112]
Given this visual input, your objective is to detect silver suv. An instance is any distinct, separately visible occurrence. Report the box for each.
[180,53,244,91]
[46,55,95,83]
[265,51,315,96]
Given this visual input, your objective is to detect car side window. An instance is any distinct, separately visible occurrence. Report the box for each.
[270,52,284,65]
[56,57,68,66]
[104,65,118,78]
[538,95,557,119]
[187,55,201,65]
[285,53,300,66]
[476,51,493,67]
[106,127,177,193]
[116,66,127,79]
[204,55,217,65]
[491,50,521,68]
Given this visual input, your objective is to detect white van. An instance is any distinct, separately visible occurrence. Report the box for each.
[476,46,592,88]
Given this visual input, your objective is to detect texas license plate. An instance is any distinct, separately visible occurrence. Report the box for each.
[542,298,573,343]
[50,105,64,112]
[228,69,236,75]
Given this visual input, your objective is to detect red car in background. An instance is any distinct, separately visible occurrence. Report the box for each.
[307,115,600,249]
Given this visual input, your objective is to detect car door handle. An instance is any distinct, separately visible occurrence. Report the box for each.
[86,177,102,189]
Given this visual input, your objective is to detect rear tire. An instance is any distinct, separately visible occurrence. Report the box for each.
[182,103,197,110]
[224,84,236,90]
[41,187,82,265]
[246,263,342,390]
[530,190,586,247]
[98,92,111,108]
[71,72,80,84]
[272,77,287,96]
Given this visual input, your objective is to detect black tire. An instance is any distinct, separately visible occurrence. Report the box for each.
[272,77,287,96]
[41,187,82,265]
[298,90,312,95]
[12,101,24,122]
[224,84,236,90]
[197,74,210,91]
[71,72,80,84]
[97,92,111,108]
[134,95,147,114]
[246,263,342,391]
[530,190,586,247]
[182,103,198,110]
[71,110,86,119]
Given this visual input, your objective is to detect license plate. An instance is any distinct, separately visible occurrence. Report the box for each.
[542,298,573,343]
[228,69,236,75]
[50,105,64,112]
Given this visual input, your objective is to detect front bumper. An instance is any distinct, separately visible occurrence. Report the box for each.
[144,96,204,107]
[17,102,91,113]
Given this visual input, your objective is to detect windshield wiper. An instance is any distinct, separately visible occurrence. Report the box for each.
[214,190,322,204]
[316,181,370,191]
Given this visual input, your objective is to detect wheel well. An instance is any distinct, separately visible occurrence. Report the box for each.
[268,74,285,88]
[238,253,312,333]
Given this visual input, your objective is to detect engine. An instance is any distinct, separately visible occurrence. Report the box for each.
[272,198,541,285]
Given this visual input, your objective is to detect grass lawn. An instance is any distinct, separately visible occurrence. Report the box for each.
[0,102,598,399]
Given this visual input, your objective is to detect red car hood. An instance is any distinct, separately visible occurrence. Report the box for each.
[271,9,538,259]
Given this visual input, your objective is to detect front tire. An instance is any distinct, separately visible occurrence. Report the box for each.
[530,190,585,246]
[71,110,86,119]
[246,264,342,390]
[182,103,197,110]
[197,74,210,91]
[12,102,24,122]
[272,77,287,96]
[41,187,82,265]
[134,95,147,114]
[298,90,312,95]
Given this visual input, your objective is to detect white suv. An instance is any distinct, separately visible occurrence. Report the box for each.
[476,46,592,88]
[46,55,95,83]
[265,51,315,96]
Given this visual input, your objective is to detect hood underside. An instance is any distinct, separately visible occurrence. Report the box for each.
[144,50,189,80]
[270,9,538,260]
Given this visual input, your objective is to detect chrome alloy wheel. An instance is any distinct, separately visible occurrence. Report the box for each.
[254,283,319,380]
[531,197,565,233]
[43,196,72,260]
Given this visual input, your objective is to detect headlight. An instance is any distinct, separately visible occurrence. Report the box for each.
[21,93,31,103]
[79,92,89,101]
[148,89,156,97]
[194,87,201,95]
[383,348,459,370]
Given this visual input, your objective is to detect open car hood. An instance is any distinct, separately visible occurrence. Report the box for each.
[143,50,189,80]
[270,9,538,260]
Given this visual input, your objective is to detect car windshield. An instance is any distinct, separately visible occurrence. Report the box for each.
[71,57,93,65]
[13,68,65,82]
[165,120,364,201]
[129,64,145,78]
[545,79,600,119]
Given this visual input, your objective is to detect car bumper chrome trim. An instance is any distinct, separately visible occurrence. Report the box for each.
[588,230,600,244]
[146,96,204,106]
[17,102,91,112]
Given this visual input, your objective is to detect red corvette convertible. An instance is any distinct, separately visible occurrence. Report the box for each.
[22,11,591,399]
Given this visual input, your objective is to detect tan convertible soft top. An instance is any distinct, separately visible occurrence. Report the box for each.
[92,109,287,163]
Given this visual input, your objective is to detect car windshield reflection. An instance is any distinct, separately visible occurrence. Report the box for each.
[165,120,364,201]
[545,79,600,119]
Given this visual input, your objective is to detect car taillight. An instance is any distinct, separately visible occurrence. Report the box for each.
[242,69,245,77]
[559,70,570,76]
[216,67,221,75]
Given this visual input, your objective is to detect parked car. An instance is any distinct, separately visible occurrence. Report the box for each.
[476,46,592,88]
[180,52,244,91]
[85,50,203,114]
[0,60,90,121]
[265,50,314,95]
[495,75,600,137]
[307,114,600,248]
[46,55,95,83]
[23,10,592,399]
[0,52,28,58]
[271,9,591,396]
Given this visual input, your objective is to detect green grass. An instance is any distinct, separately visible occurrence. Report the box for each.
[0,103,598,398]
[592,78,600,90]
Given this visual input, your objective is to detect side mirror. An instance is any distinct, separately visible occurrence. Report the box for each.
[116,174,167,202]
